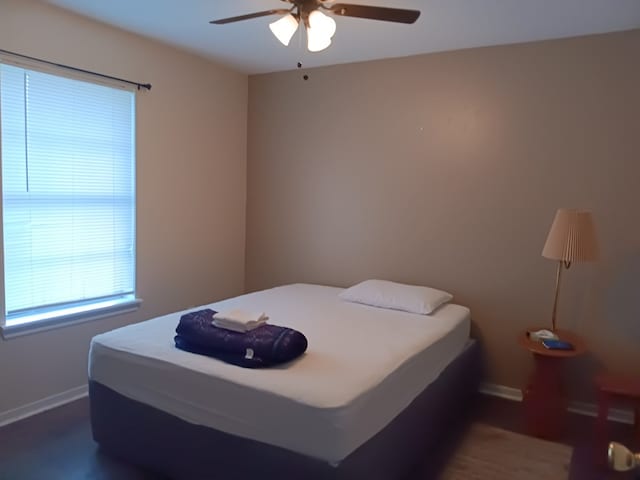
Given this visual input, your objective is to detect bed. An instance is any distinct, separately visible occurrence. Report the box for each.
[89,283,483,479]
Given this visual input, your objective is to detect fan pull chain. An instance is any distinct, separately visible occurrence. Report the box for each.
[297,62,309,81]
[295,25,309,81]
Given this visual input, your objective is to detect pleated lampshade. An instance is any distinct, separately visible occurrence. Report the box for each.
[542,209,599,262]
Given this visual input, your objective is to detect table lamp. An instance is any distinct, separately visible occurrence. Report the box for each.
[542,209,599,331]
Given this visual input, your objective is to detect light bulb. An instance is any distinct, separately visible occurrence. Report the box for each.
[269,13,299,46]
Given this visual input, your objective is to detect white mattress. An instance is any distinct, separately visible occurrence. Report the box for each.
[89,284,470,464]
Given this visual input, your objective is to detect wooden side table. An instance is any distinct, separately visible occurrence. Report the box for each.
[518,328,586,440]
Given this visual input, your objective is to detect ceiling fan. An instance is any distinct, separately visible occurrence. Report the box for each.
[210,0,420,52]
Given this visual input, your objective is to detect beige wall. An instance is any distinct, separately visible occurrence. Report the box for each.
[247,30,640,398]
[0,0,247,414]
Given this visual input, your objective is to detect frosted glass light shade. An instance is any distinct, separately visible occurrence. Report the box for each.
[542,209,599,262]
[307,10,336,52]
[269,13,299,46]
[307,30,332,52]
[309,10,336,38]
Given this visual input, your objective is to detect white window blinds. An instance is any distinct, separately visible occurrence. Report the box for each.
[0,63,136,324]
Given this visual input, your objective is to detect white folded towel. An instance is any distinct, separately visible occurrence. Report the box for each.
[212,309,269,333]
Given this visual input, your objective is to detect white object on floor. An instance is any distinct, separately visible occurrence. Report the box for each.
[212,309,268,332]
[89,284,470,464]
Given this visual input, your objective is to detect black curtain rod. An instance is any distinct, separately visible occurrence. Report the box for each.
[0,48,152,91]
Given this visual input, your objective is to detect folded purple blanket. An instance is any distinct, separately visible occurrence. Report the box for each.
[174,308,308,368]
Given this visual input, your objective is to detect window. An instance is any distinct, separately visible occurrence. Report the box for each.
[0,62,139,337]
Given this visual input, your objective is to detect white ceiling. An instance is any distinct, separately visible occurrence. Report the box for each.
[44,0,640,75]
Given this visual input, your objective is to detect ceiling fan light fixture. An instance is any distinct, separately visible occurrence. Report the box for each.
[308,9,337,39]
[307,32,332,52]
[306,9,336,52]
[211,2,420,54]
[269,13,299,46]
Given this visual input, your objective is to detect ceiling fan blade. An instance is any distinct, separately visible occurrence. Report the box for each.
[327,3,420,24]
[210,9,291,25]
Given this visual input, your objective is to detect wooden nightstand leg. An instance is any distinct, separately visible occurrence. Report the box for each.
[524,354,566,439]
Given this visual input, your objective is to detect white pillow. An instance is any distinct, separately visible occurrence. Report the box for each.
[339,279,453,315]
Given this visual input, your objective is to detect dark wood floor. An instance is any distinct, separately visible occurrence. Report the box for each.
[0,394,635,480]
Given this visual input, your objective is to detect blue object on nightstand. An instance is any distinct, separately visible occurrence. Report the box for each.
[542,339,575,350]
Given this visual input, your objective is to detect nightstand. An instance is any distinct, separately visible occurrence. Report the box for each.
[518,328,586,440]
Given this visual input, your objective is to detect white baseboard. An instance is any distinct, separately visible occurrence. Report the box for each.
[480,382,634,425]
[0,384,88,428]
[479,382,523,401]
[567,401,634,424]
